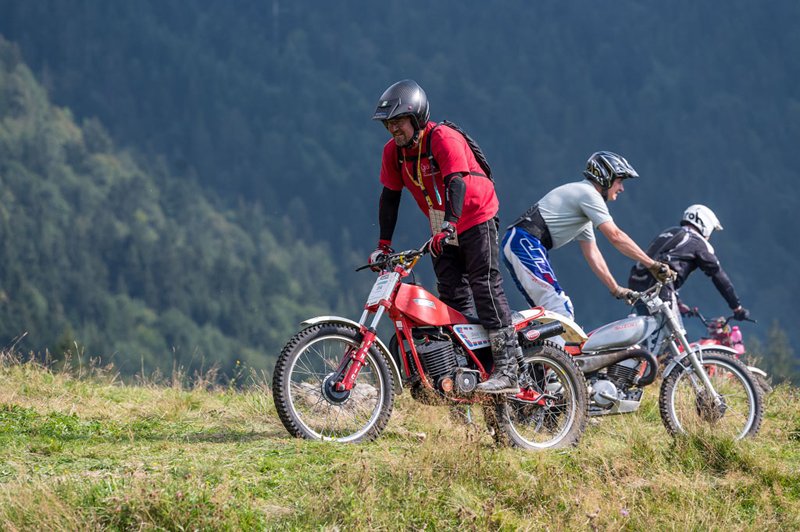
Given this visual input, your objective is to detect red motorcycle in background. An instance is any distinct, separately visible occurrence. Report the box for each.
[686,309,773,394]
[272,240,589,450]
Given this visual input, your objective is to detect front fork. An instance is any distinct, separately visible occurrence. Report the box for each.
[333,306,387,392]
[664,309,721,402]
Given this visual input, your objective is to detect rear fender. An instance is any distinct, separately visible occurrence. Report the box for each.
[300,316,403,394]
[513,309,588,343]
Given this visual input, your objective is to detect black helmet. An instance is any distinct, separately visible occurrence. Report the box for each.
[583,151,640,189]
[372,79,430,130]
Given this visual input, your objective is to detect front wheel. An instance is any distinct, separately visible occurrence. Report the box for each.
[659,351,763,439]
[489,341,588,450]
[753,372,773,396]
[272,322,394,443]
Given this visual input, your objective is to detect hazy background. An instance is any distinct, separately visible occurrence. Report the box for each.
[0,0,797,379]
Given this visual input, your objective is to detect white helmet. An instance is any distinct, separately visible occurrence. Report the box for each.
[682,204,723,239]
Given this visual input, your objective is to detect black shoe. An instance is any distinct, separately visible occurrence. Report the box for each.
[476,374,520,395]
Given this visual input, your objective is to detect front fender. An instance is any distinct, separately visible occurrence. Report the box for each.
[300,316,403,394]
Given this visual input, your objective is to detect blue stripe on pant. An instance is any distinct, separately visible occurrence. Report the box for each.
[501,227,575,319]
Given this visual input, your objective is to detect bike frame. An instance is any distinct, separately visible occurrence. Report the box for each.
[331,246,548,404]
[637,284,722,401]
[334,248,478,393]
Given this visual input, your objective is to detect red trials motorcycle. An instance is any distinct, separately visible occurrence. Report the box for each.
[272,241,588,450]
[686,309,772,394]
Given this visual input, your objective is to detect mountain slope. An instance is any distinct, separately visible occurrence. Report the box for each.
[0,38,338,375]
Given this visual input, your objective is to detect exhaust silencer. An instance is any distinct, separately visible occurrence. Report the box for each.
[519,321,565,343]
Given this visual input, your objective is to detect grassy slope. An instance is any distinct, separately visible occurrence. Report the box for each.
[1,351,798,531]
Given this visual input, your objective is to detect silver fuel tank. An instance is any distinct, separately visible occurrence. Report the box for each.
[581,315,659,353]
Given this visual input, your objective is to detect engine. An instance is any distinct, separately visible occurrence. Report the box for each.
[606,359,641,387]
[417,340,458,382]
[589,358,644,414]
[392,329,480,399]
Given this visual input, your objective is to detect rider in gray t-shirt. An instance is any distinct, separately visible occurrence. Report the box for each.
[538,180,612,250]
[501,151,674,320]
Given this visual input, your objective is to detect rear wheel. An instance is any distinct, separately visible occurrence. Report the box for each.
[659,351,762,439]
[488,341,588,450]
[272,323,394,442]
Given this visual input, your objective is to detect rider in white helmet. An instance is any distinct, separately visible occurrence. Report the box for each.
[682,204,723,239]
[628,204,749,323]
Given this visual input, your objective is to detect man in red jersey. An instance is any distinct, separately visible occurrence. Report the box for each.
[369,79,520,394]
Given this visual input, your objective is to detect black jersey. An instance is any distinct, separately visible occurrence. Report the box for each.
[628,225,740,309]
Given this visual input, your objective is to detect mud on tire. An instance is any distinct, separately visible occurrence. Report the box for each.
[488,340,588,450]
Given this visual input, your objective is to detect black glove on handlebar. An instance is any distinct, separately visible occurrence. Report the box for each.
[733,306,750,321]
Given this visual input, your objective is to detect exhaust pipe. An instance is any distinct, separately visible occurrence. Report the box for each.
[574,348,659,386]
[519,321,565,343]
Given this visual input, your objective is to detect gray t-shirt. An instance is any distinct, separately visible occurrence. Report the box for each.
[537,180,613,249]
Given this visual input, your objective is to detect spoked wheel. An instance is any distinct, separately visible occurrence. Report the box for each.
[659,352,763,440]
[489,341,588,450]
[272,323,394,443]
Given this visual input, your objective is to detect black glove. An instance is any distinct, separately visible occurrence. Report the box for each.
[733,306,750,321]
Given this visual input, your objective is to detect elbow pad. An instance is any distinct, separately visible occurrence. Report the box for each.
[443,173,466,223]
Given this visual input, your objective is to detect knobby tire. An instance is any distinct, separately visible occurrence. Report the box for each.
[272,323,394,443]
[658,351,763,440]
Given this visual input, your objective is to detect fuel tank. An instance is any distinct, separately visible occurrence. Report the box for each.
[394,283,470,326]
[582,315,658,353]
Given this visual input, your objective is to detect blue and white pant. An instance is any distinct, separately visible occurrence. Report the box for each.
[501,226,575,320]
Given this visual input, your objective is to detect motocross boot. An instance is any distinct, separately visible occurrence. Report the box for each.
[476,326,521,394]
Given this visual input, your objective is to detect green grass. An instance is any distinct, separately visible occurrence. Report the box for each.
[1,351,799,530]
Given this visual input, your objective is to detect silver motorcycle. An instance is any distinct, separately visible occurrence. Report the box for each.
[532,281,763,440]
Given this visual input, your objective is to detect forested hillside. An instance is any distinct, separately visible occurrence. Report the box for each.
[0,1,797,379]
[0,39,339,376]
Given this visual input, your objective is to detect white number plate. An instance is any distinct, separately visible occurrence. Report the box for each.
[366,272,399,306]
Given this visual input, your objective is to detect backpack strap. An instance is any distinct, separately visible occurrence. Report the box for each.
[396,127,440,209]
[395,121,491,208]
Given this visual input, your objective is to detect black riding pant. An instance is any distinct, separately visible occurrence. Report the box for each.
[432,217,512,331]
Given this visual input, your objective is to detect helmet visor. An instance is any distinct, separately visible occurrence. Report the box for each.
[372,98,401,122]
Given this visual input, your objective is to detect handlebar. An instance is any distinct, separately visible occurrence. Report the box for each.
[624,281,662,305]
[356,234,458,272]
[687,309,757,326]
[355,242,429,272]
